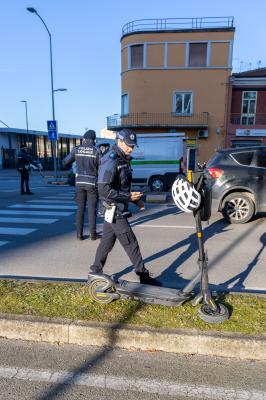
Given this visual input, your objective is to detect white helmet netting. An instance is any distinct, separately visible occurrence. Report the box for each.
[172,176,201,213]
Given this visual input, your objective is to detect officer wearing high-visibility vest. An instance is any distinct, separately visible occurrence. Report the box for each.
[89,129,161,286]
[63,130,101,240]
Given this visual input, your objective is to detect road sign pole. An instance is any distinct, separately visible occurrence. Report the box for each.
[53,140,57,181]
[47,120,58,181]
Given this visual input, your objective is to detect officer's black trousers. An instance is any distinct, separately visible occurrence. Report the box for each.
[20,169,30,193]
[75,186,98,236]
[90,217,145,274]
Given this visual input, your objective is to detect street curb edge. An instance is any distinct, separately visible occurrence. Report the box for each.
[0,314,265,360]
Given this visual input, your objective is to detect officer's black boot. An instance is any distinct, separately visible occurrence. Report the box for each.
[77,232,84,240]
[90,232,102,241]
[136,268,161,286]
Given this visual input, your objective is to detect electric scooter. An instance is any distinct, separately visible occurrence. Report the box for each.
[87,167,229,324]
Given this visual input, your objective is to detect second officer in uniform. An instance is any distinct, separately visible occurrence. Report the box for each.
[63,130,101,240]
[89,129,161,286]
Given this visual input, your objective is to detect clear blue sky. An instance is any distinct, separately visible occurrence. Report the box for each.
[1,0,265,136]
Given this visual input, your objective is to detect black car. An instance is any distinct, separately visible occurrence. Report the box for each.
[206,146,266,224]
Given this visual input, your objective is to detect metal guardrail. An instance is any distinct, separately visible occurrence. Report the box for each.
[230,113,266,125]
[107,112,209,130]
[122,17,234,36]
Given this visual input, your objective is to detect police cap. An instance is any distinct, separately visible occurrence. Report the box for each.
[117,129,138,147]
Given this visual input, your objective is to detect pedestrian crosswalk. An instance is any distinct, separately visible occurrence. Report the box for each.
[0,191,76,247]
[0,217,58,224]
[0,227,37,235]
[10,204,77,209]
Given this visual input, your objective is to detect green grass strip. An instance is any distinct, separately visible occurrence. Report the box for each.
[0,280,265,335]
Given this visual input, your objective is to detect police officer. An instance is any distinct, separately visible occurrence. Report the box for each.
[89,129,161,286]
[62,130,101,240]
[17,145,39,195]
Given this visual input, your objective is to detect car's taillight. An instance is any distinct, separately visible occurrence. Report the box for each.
[207,168,223,179]
[180,157,183,174]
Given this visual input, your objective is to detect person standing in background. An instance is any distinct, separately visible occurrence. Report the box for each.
[17,145,39,195]
[62,130,101,240]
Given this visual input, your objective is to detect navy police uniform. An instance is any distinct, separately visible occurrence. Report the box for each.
[62,130,101,239]
[90,132,146,274]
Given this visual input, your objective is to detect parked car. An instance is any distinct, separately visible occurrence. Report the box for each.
[206,146,266,224]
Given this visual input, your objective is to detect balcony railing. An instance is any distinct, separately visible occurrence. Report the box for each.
[122,17,234,36]
[230,113,266,125]
[107,112,209,130]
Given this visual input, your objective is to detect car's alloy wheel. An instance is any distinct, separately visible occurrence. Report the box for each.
[149,176,166,192]
[222,192,255,224]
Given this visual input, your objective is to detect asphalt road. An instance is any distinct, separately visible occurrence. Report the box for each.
[0,339,265,400]
[0,171,265,294]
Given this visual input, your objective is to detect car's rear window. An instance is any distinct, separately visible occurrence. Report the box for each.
[206,152,224,167]
[231,151,254,166]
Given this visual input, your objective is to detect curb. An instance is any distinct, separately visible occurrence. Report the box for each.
[46,180,68,185]
[0,314,265,360]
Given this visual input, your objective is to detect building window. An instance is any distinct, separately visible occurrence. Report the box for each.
[189,43,207,67]
[130,44,144,68]
[241,91,257,125]
[173,92,192,114]
[121,93,129,115]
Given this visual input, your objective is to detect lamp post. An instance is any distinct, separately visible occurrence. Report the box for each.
[27,6,57,179]
[20,100,29,145]
[53,88,67,169]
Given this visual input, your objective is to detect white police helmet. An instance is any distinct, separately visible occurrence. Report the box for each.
[172,176,201,213]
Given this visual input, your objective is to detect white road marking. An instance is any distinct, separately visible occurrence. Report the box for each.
[42,196,74,200]
[135,224,194,229]
[9,204,77,210]
[0,241,8,246]
[0,217,58,224]
[0,227,37,235]
[0,210,73,216]
[27,200,76,204]
[0,366,264,399]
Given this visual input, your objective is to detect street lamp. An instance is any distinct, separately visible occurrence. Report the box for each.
[20,100,29,144]
[27,6,57,179]
[53,88,67,93]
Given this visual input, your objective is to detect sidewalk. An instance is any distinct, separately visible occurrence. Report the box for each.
[0,168,69,178]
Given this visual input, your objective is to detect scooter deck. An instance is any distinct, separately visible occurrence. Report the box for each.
[116,280,192,306]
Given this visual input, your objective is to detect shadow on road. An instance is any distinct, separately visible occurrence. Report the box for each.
[115,217,265,295]
[36,301,145,400]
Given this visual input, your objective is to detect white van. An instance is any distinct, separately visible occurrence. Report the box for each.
[131,133,185,191]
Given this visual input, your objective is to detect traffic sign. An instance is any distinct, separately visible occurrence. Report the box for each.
[47,120,58,141]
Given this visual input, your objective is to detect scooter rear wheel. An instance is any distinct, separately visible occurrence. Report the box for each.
[198,303,229,324]
[88,279,114,304]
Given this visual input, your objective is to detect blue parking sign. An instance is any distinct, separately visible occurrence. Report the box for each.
[47,120,58,141]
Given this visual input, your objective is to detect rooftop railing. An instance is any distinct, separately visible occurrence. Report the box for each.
[107,112,209,130]
[122,17,234,36]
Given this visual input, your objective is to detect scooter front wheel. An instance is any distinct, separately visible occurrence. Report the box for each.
[198,303,229,324]
[88,279,114,304]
